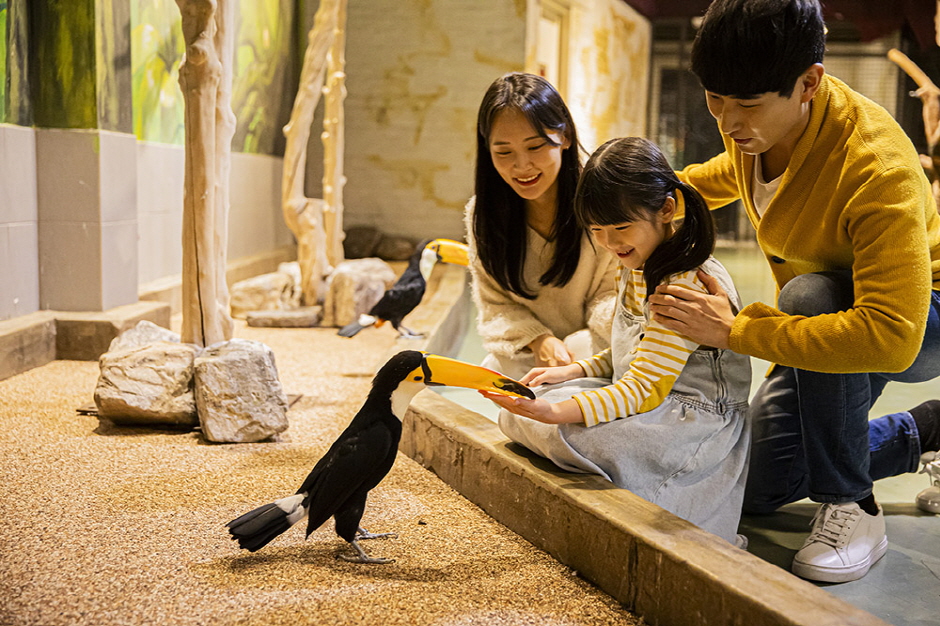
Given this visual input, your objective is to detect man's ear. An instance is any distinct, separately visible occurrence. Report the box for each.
[800,63,824,103]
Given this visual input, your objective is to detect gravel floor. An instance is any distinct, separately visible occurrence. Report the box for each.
[0,319,643,626]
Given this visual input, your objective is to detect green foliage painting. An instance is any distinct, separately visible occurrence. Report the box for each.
[131,0,185,144]
[232,0,292,154]
[131,0,292,154]
[1,3,7,124]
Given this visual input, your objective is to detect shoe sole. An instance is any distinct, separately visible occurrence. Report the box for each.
[791,536,888,583]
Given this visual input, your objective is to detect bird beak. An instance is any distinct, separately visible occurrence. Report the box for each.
[426,239,469,266]
[419,353,534,399]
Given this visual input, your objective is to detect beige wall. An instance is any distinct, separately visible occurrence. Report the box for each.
[553,0,650,153]
[334,0,529,242]
[332,0,650,242]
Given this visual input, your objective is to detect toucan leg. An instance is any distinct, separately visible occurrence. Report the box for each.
[396,326,424,339]
[338,539,395,564]
[356,526,398,540]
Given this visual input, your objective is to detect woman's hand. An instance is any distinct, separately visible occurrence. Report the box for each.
[520,363,584,387]
[528,334,574,368]
[479,393,583,424]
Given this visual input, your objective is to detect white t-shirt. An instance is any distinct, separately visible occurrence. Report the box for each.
[752,157,782,218]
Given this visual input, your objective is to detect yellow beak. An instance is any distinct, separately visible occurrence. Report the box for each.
[418,353,534,399]
[426,239,469,267]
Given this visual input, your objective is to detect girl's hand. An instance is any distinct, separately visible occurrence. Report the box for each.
[528,334,574,368]
[478,393,582,424]
[520,363,583,387]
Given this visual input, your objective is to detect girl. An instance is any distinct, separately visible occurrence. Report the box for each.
[482,137,752,545]
[467,73,618,380]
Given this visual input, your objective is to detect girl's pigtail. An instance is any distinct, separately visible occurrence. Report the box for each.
[643,181,715,299]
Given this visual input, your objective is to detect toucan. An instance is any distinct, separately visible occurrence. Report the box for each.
[338,238,469,338]
[226,350,533,564]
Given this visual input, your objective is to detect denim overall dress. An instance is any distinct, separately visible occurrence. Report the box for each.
[499,257,752,543]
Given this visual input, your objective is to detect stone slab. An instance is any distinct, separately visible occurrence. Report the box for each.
[0,311,57,381]
[55,301,172,361]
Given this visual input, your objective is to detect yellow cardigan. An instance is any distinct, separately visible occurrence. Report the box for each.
[679,74,940,374]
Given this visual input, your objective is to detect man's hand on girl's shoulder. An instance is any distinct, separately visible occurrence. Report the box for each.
[648,270,734,350]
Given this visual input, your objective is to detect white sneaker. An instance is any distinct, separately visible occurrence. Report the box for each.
[791,502,888,583]
[916,451,940,514]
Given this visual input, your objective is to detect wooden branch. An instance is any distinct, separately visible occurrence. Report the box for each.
[281,0,343,305]
[322,0,348,269]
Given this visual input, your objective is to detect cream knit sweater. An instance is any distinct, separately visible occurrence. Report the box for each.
[464,197,618,360]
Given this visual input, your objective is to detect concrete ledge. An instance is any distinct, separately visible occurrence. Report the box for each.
[402,392,887,626]
[54,301,171,361]
[0,311,57,380]
[391,263,887,626]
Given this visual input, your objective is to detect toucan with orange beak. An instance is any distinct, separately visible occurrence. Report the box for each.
[226,350,532,563]
[338,238,469,338]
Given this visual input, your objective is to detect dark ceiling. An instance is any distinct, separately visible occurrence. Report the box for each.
[622,0,938,50]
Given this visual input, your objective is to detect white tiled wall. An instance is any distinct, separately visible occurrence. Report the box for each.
[35,128,139,312]
[136,142,292,287]
[0,124,40,320]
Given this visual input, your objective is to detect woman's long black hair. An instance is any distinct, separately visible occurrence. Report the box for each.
[473,73,582,299]
[574,137,715,298]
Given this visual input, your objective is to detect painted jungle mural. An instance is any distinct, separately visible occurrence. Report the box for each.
[1,2,7,124]
[131,0,293,154]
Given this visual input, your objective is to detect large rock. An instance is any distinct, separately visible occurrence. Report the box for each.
[321,258,396,327]
[277,261,303,307]
[194,339,289,443]
[343,225,382,258]
[94,341,200,428]
[108,320,181,353]
[246,307,322,328]
[375,236,417,261]
[229,272,295,318]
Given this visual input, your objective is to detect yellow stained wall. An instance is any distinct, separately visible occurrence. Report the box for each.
[525,0,650,154]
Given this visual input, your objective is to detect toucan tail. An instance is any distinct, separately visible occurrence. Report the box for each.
[337,321,365,337]
[227,494,306,552]
[338,314,377,338]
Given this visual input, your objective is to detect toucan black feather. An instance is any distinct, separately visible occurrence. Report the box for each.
[338,239,434,338]
[226,350,531,564]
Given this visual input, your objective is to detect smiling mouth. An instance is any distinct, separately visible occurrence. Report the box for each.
[515,173,541,186]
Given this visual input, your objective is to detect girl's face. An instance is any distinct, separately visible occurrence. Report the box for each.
[589,197,676,270]
[488,108,569,206]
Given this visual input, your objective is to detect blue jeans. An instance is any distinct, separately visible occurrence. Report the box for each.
[743,271,940,514]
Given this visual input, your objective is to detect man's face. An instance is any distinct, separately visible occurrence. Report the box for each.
[703,68,819,158]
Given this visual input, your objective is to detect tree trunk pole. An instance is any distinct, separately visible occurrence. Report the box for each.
[176,0,235,346]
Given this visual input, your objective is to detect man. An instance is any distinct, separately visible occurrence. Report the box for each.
[649,0,940,583]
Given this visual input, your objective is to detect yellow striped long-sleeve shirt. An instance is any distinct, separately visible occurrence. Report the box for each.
[572,268,705,426]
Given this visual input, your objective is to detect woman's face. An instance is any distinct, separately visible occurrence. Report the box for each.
[488,108,569,206]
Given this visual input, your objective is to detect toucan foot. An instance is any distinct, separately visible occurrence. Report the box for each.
[338,538,395,564]
[396,327,425,339]
[356,526,398,541]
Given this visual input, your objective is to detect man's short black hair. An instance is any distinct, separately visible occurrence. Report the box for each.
[690,0,826,98]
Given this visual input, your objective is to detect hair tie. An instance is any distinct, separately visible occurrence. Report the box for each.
[674,185,687,219]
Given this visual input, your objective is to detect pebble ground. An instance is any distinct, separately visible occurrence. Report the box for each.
[0,318,643,626]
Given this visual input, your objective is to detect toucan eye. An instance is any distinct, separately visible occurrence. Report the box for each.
[413,375,423,381]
